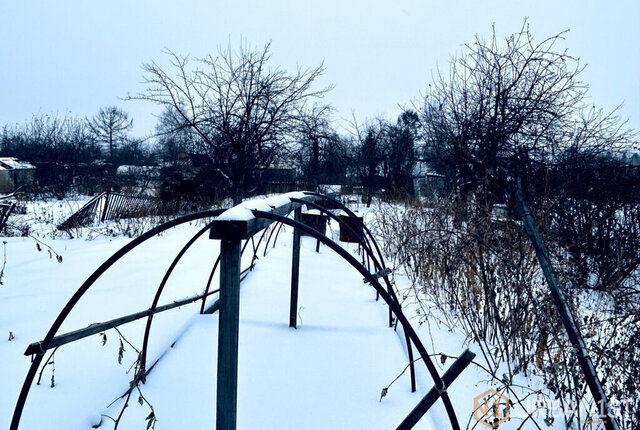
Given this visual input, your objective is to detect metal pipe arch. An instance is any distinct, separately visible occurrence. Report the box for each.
[251,209,460,430]
[10,209,225,430]
[139,221,217,376]
[297,193,417,391]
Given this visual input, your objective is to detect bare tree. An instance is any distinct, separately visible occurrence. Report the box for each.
[294,104,336,190]
[406,21,638,429]
[351,116,389,207]
[384,110,419,198]
[131,42,330,203]
[88,106,133,161]
[154,106,201,165]
[1,113,101,197]
[418,20,633,212]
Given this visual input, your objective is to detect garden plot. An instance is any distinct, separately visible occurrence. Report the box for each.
[0,201,567,430]
[0,222,435,429]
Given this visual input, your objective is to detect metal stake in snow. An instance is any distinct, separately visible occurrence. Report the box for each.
[515,181,621,430]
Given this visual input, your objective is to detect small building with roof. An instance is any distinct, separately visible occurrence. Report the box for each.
[0,157,36,194]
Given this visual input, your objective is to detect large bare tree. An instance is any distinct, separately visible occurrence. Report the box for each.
[411,22,638,429]
[294,103,336,190]
[133,42,330,203]
[418,21,632,210]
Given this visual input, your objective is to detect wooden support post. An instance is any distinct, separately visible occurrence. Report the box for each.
[289,207,302,328]
[216,239,241,430]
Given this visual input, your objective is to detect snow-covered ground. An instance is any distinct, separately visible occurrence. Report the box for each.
[0,197,568,429]
[5,196,92,238]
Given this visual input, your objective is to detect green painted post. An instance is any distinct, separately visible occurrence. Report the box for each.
[289,207,301,328]
[216,238,241,430]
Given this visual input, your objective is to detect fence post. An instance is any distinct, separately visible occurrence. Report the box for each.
[289,207,301,328]
[216,238,241,430]
[101,188,110,223]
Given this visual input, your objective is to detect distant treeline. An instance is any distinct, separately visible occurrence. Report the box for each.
[1,25,638,212]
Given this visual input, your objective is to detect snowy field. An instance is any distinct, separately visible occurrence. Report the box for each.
[0,198,567,429]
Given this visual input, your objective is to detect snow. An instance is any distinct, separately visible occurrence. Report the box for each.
[0,158,35,170]
[0,213,426,429]
[216,192,308,221]
[115,165,160,177]
[96,235,425,429]
[4,196,93,237]
[318,184,341,195]
[0,198,565,429]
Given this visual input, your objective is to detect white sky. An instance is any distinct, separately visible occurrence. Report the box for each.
[1,0,639,138]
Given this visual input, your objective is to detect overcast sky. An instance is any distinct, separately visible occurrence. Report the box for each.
[1,0,638,138]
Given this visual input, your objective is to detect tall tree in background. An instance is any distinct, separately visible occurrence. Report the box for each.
[418,21,632,212]
[384,110,418,197]
[0,113,100,197]
[133,42,330,204]
[352,117,388,207]
[295,104,336,190]
[154,105,200,165]
[410,22,638,428]
[88,106,133,161]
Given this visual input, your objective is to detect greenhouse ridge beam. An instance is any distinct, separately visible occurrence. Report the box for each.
[209,195,321,240]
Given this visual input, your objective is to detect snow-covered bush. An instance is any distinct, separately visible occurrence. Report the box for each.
[374,199,639,429]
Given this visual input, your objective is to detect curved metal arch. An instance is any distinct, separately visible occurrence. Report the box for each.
[302,192,388,273]
[251,223,270,259]
[141,225,271,370]
[263,222,283,256]
[140,223,265,375]
[290,197,384,272]
[300,192,395,302]
[199,230,264,314]
[10,209,225,430]
[270,219,286,250]
[139,221,217,376]
[251,209,461,430]
[200,254,221,314]
[296,194,417,391]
